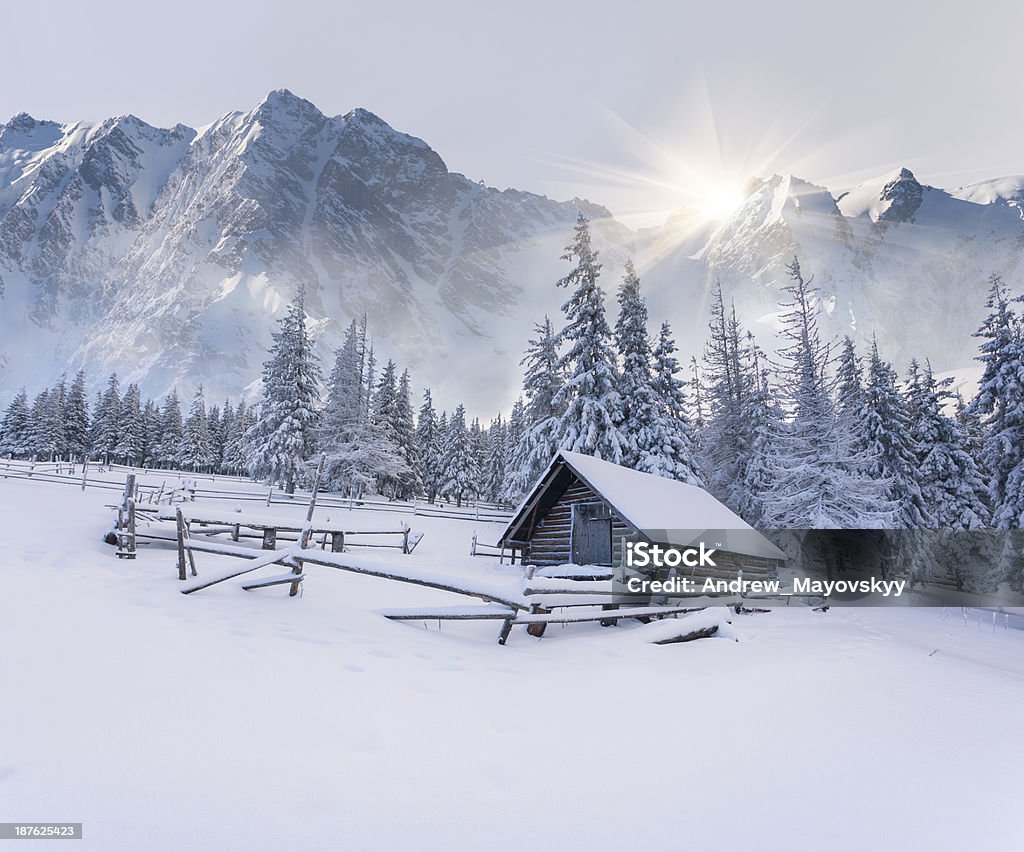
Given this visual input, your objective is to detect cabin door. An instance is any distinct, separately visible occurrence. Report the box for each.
[571,502,613,566]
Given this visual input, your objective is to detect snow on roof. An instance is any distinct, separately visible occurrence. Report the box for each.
[505,450,786,561]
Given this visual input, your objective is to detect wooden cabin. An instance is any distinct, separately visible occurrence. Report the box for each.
[500,450,785,581]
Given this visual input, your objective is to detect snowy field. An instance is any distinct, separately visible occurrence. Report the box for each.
[1,470,1023,851]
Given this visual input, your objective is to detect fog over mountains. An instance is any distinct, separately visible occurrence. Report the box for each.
[2,89,1022,413]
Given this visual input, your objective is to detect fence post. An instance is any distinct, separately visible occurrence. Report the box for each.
[175,507,188,581]
[80,456,89,491]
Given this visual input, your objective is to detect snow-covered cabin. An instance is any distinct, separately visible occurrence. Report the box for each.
[500,450,786,576]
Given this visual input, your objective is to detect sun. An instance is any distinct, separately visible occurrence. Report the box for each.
[689,175,750,222]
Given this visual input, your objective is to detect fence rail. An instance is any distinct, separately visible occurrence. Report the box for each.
[0,459,513,523]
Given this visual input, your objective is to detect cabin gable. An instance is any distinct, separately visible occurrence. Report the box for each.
[512,467,635,568]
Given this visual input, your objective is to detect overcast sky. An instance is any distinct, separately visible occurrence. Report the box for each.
[4,0,1023,224]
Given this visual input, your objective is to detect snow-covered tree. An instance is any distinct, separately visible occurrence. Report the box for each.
[114,383,145,466]
[645,322,703,485]
[415,389,441,503]
[701,284,758,510]
[736,335,780,526]
[180,386,213,472]
[318,320,406,497]
[64,370,91,460]
[551,213,624,461]
[439,404,474,507]
[483,415,507,504]
[36,377,67,460]
[27,390,50,458]
[91,373,122,464]
[222,401,255,476]
[156,390,184,468]
[0,389,32,458]
[907,361,991,528]
[614,259,657,468]
[835,336,867,453]
[141,399,161,467]
[393,369,419,498]
[761,258,893,528]
[861,340,933,528]
[505,317,564,500]
[969,274,1024,528]
[247,287,321,493]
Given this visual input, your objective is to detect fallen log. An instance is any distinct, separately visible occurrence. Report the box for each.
[651,624,721,644]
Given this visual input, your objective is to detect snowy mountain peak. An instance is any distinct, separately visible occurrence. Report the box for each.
[876,167,923,223]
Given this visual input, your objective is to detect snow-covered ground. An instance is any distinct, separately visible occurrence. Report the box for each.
[1,470,1022,851]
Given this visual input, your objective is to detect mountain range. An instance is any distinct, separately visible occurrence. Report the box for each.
[2,89,1023,414]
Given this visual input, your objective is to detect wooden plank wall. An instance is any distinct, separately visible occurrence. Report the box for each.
[526,475,632,568]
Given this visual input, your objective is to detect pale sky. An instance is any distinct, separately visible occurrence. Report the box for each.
[4,0,1023,225]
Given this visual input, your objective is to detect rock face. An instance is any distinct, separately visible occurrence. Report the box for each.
[2,92,1024,412]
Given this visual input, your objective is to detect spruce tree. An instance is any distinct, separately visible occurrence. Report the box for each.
[907,361,991,528]
[393,369,419,498]
[180,386,213,472]
[969,274,1024,528]
[483,415,507,503]
[0,389,31,458]
[861,340,933,528]
[614,259,657,469]
[64,370,90,460]
[761,258,893,528]
[415,389,441,503]
[646,322,703,485]
[701,284,757,509]
[91,373,122,464]
[247,287,321,493]
[156,390,184,468]
[506,316,564,500]
[115,384,145,466]
[551,213,624,462]
[439,404,473,507]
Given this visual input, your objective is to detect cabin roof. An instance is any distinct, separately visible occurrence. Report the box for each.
[501,450,786,561]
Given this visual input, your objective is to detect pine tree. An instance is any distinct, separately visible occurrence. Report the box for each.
[318,322,407,498]
[216,401,234,472]
[439,404,474,507]
[37,377,67,460]
[861,340,933,528]
[969,274,1024,528]
[506,316,564,500]
[551,213,624,461]
[835,336,867,453]
[483,415,507,503]
[737,336,780,526]
[0,389,31,458]
[761,258,893,528]
[28,389,50,459]
[180,386,213,472]
[501,397,527,504]
[156,390,184,468]
[141,399,161,467]
[415,389,441,503]
[701,284,757,509]
[393,369,419,498]
[614,259,657,469]
[247,287,322,493]
[91,373,122,464]
[646,322,703,485]
[907,361,991,528]
[115,384,145,466]
[207,404,224,470]
[222,401,255,476]
[64,370,90,460]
